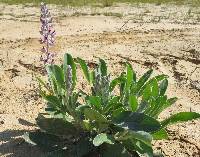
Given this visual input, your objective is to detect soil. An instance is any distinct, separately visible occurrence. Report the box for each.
[0,2,200,157]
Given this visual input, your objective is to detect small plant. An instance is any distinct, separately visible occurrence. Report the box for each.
[25,56,200,157]
[24,3,200,157]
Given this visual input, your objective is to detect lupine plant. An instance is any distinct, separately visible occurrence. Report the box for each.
[24,3,200,157]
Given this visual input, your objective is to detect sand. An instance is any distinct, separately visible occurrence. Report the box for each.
[0,3,200,157]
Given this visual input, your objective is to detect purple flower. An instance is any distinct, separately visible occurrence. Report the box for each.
[40,2,55,65]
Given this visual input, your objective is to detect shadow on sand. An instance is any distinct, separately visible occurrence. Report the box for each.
[0,119,44,157]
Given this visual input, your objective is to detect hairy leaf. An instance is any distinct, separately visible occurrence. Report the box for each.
[84,108,108,123]
[36,115,78,136]
[23,131,64,151]
[53,65,64,88]
[46,65,58,95]
[123,139,153,157]
[113,111,161,132]
[93,133,115,146]
[117,130,153,157]
[117,130,152,146]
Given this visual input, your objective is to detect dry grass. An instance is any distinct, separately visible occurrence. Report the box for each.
[0,0,200,7]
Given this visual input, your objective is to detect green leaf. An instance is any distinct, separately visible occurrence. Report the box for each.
[161,112,200,128]
[113,111,161,132]
[90,71,95,84]
[129,95,138,112]
[159,79,168,96]
[36,114,78,136]
[88,96,102,111]
[93,133,115,146]
[112,107,125,117]
[142,84,151,101]
[75,104,90,112]
[46,65,58,94]
[84,108,108,123]
[53,65,64,88]
[117,130,152,146]
[63,53,68,79]
[44,137,94,157]
[122,138,153,157]
[135,69,153,94]
[138,69,153,86]
[23,131,63,151]
[44,95,62,108]
[117,130,153,157]
[99,59,107,76]
[36,77,51,92]
[151,78,159,98]
[138,74,168,97]
[136,101,149,113]
[109,77,123,92]
[126,63,136,91]
[134,140,153,157]
[77,57,90,83]
[150,97,177,116]
[155,74,169,81]
[82,120,94,131]
[165,97,178,108]
[119,72,126,96]
[148,96,167,117]
[152,129,168,140]
[104,101,123,114]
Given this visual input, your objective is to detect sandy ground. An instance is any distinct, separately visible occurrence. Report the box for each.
[0,2,200,157]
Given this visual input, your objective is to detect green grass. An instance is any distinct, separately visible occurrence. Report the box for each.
[0,0,200,7]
